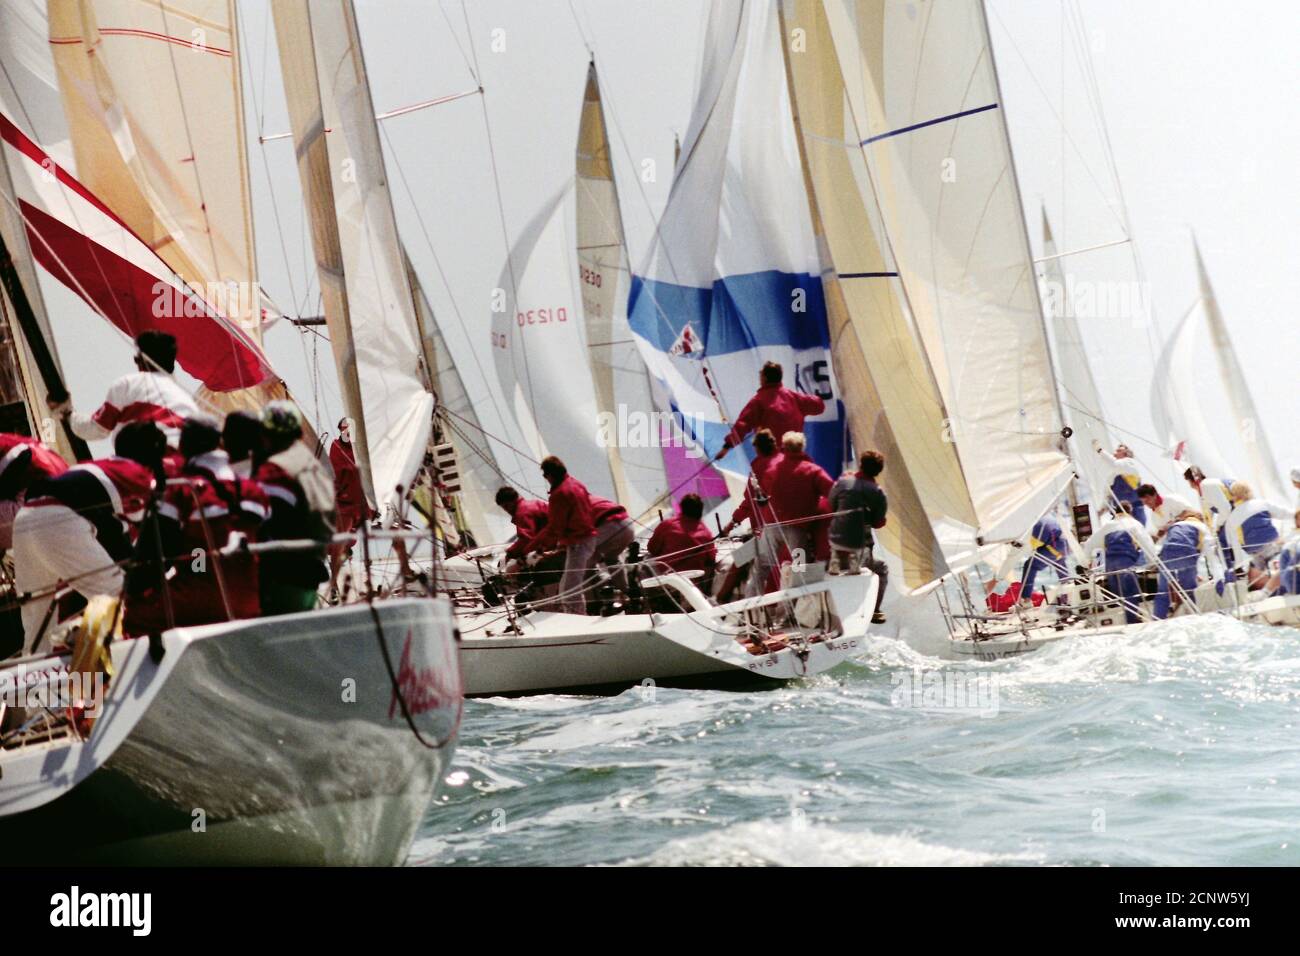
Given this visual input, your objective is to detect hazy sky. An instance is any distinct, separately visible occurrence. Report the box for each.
[38,0,1299,489]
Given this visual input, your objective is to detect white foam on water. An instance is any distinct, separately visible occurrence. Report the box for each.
[615,818,1040,867]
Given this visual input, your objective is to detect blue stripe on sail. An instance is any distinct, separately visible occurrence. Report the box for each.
[860,102,999,145]
[628,270,829,356]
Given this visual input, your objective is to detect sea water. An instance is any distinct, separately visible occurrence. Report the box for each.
[411,616,1300,866]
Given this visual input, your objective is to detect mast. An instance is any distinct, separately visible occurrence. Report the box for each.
[0,230,90,460]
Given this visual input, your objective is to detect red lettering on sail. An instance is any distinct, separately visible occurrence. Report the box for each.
[388,629,450,720]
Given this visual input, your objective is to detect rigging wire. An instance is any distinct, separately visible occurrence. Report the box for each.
[455,0,542,492]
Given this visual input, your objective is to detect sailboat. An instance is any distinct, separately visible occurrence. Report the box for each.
[1151,238,1298,628]
[449,45,875,696]
[0,0,461,863]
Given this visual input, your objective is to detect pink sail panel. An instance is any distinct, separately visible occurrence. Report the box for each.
[1,113,272,392]
[659,419,730,511]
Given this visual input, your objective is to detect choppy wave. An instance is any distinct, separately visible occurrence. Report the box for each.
[416,615,1300,866]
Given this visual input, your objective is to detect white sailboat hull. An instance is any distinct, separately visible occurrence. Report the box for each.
[0,598,461,865]
[458,573,876,697]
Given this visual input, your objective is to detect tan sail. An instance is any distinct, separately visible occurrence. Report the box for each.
[822,0,1072,542]
[48,0,260,339]
[778,0,977,587]
[575,61,670,515]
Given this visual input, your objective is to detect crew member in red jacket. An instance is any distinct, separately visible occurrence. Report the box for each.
[715,362,825,460]
[720,428,781,536]
[495,485,549,570]
[526,456,596,614]
[588,494,636,566]
[0,433,69,550]
[646,493,717,587]
[755,431,833,594]
[13,422,163,652]
[328,417,375,594]
[126,415,270,633]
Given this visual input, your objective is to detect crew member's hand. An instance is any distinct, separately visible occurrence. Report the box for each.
[525,550,543,568]
[713,443,730,461]
[720,521,735,536]
[47,396,72,416]
[1091,439,1103,454]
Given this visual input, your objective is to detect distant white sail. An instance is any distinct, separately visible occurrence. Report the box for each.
[403,252,511,545]
[273,0,433,512]
[490,183,616,500]
[1152,238,1288,504]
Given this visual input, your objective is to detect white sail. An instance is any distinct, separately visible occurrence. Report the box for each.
[1152,238,1288,504]
[490,183,616,501]
[1039,207,1114,506]
[629,0,847,479]
[273,0,433,512]
[823,0,1072,542]
[575,61,670,516]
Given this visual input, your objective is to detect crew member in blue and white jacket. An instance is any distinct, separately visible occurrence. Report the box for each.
[1019,512,1083,600]
[1092,440,1147,525]
[1272,510,1300,596]
[1222,481,1289,588]
[1081,502,1159,623]
[1153,511,1225,620]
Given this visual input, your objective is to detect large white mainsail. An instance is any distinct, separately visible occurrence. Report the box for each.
[575,61,670,516]
[1152,237,1288,505]
[822,0,1072,544]
[1039,207,1114,506]
[490,182,616,500]
[273,0,433,512]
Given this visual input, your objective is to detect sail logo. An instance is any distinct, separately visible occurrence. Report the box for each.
[516,305,569,326]
[49,887,151,936]
[388,629,453,720]
[668,322,704,358]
